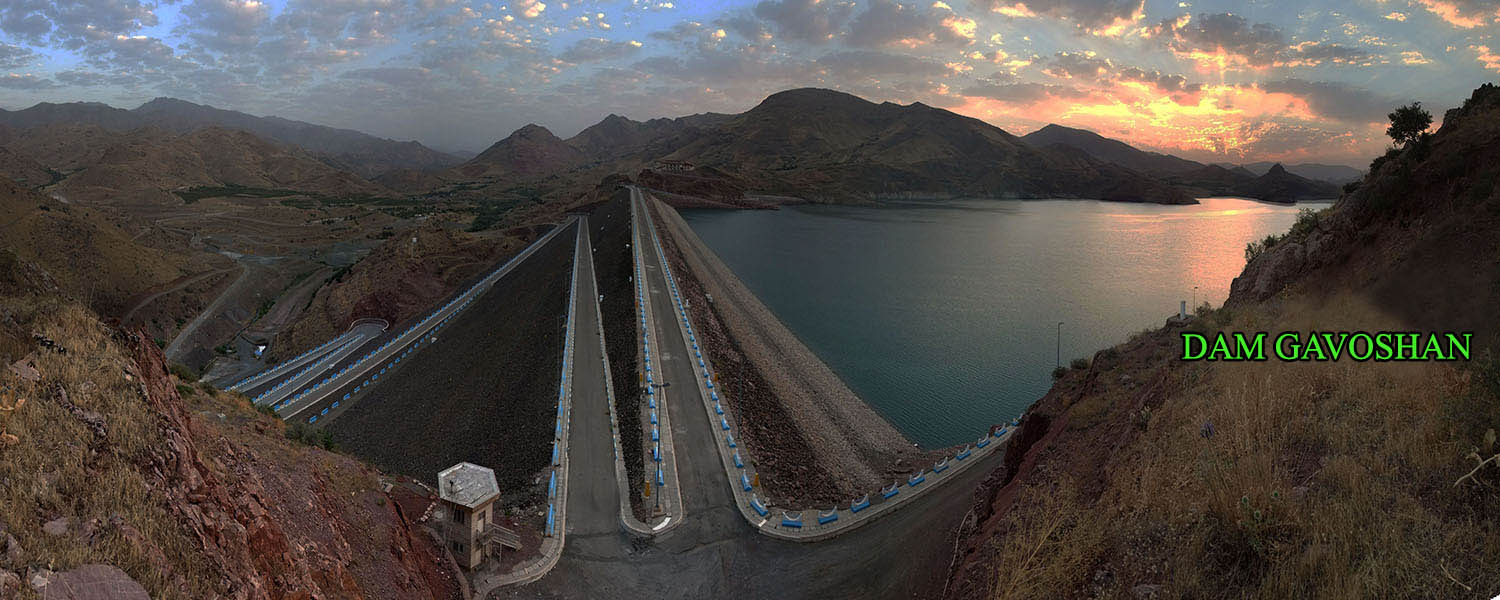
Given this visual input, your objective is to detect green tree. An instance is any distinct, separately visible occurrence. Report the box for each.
[1386,102,1432,147]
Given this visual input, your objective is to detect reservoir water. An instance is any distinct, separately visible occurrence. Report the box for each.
[681,197,1326,448]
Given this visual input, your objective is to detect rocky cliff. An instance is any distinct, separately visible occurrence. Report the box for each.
[0,288,461,599]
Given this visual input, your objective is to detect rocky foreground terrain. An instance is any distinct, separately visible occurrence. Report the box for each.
[0,290,461,598]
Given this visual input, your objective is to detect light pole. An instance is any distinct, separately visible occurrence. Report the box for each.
[1056,321,1063,369]
[1192,286,1198,311]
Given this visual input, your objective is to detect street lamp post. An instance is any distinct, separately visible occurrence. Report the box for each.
[1192,286,1198,311]
[1056,321,1064,369]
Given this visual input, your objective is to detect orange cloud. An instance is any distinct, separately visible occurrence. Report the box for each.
[1415,0,1499,28]
[1476,45,1500,72]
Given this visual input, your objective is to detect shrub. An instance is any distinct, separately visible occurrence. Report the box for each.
[168,362,198,382]
[1051,366,1068,380]
[174,383,195,397]
[1070,357,1090,370]
[1369,145,1403,173]
[1289,208,1321,238]
[284,422,336,450]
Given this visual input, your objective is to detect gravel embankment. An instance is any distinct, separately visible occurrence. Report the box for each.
[326,222,574,506]
[647,195,934,505]
[587,192,648,518]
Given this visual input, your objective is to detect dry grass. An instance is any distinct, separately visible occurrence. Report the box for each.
[0,298,217,598]
[986,292,1500,599]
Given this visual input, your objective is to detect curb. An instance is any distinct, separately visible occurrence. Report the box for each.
[637,189,1016,542]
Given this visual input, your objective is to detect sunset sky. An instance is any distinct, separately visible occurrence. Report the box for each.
[2,0,1498,165]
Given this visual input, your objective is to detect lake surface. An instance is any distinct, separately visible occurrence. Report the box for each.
[681,197,1326,448]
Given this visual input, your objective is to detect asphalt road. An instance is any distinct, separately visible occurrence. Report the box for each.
[566,216,626,540]
[492,194,1003,600]
[241,322,385,407]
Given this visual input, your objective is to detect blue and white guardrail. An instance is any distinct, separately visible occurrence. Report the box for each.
[236,219,576,422]
[637,188,1019,541]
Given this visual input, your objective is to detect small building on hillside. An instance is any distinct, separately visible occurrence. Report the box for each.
[436,462,519,569]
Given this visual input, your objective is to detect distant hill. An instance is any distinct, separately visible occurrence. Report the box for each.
[1020,124,1203,175]
[0,175,187,315]
[7,124,391,204]
[1237,163,1342,204]
[1018,122,1342,202]
[450,124,586,180]
[564,113,733,160]
[1223,161,1365,184]
[0,98,461,178]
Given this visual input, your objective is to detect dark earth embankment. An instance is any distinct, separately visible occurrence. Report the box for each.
[586,188,649,517]
[326,221,575,504]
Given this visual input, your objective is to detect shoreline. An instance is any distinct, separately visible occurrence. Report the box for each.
[645,191,937,505]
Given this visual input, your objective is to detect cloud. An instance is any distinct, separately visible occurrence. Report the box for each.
[1259,79,1394,123]
[0,0,160,47]
[961,81,1085,103]
[516,0,546,19]
[815,49,950,79]
[634,45,815,84]
[177,0,269,52]
[1149,12,1374,70]
[974,0,1145,34]
[559,37,644,63]
[54,68,140,86]
[0,43,37,70]
[0,73,59,89]
[847,0,974,48]
[1475,45,1500,73]
[1400,50,1431,65]
[752,0,855,44]
[1414,0,1500,28]
[340,66,438,87]
[1040,51,1109,80]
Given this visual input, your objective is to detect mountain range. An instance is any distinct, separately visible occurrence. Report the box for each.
[0,98,460,178]
[448,89,1345,205]
[0,89,1353,207]
[451,88,1199,204]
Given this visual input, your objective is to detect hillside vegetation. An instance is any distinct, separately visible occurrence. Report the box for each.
[947,83,1500,599]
